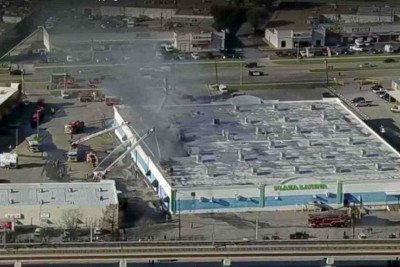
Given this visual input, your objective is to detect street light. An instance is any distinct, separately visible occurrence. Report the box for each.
[324,57,329,86]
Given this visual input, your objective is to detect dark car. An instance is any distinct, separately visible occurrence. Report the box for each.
[351,97,365,103]
[245,62,258,68]
[290,232,309,240]
[322,92,336,98]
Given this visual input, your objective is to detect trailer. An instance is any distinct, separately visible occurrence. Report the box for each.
[105,96,120,106]
[0,153,18,169]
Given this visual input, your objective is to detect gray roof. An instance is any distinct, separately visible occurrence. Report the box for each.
[0,181,118,207]
[154,98,400,188]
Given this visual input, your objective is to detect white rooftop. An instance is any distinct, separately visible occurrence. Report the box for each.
[0,180,118,206]
[0,83,19,106]
[152,98,400,188]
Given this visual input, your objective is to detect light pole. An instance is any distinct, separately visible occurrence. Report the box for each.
[214,60,219,85]
[178,198,181,240]
[36,110,40,138]
[15,128,18,154]
[324,57,329,86]
[239,61,243,85]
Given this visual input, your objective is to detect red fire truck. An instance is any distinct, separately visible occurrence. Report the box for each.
[308,211,350,228]
[30,99,45,128]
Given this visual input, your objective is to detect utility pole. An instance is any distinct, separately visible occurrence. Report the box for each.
[214,60,219,85]
[178,198,181,240]
[91,39,94,63]
[239,61,243,85]
[324,57,329,86]
[15,128,18,154]
[36,110,40,138]
[255,216,259,241]
[90,220,93,243]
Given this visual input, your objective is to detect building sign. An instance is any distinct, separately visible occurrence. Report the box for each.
[351,27,370,34]
[274,184,328,191]
[0,221,14,232]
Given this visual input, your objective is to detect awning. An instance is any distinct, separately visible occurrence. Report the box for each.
[385,191,400,196]
[387,90,400,102]
[114,126,126,141]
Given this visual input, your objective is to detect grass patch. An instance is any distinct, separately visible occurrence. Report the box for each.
[272,55,400,65]
[310,65,400,72]
[227,82,336,90]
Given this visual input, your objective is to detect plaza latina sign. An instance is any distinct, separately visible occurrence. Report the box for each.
[274,184,328,191]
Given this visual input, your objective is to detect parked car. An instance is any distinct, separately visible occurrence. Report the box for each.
[245,62,258,68]
[231,92,246,97]
[191,52,200,60]
[176,54,185,60]
[349,45,364,52]
[248,70,264,76]
[322,92,336,98]
[390,105,400,113]
[359,63,376,68]
[354,100,371,107]
[371,87,385,94]
[351,97,365,103]
[358,232,367,239]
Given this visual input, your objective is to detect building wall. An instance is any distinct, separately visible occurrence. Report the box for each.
[0,83,21,122]
[265,29,295,49]
[99,6,176,19]
[174,31,225,52]
[2,15,22,24]
[1,205,110,228]
[113,106,173,210]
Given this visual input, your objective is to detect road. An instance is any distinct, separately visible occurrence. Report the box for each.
[2,240,400,265]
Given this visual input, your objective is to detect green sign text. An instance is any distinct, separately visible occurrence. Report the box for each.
[274,184,328,191]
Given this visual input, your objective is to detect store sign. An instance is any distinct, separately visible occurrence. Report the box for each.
[0,221,14,232]
[274,184,328,191]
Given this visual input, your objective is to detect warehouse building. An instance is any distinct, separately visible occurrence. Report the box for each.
[0,83,21,124]
[0,181,118,227]
[114,97,400,214]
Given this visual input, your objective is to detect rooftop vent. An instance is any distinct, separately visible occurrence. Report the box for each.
[212,118,220,125]
[9,189,13,193]
[238,150,243,161]
[334,166,352,173]
[206,166,216,177]
[243,117,249,124]
[225,131,230,141]
[233,105,239,111]
[100,196,104,201]
[40,188,44,193]
[294,125,300,133]
[68,188,74,193]
[360,149,379,157]
[251,167,258,175]
[9,199,14,204]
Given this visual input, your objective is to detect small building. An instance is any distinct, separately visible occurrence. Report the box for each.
[173,29,225,52]
[264,9,325,49]
[0,181,118,228]
[0,83,21,124]
[392,80,400,91]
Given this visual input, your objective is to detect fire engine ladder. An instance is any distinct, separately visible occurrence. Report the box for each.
[93,127,155,179]
[70,121,130,147]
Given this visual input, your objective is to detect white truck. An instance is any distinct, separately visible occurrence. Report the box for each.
[384,44,394,53]
[0,153,18,169]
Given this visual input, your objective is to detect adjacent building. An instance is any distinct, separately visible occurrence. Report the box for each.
[265,3,400,49]
[114,96,400,214]
[0,82,21,124]
[0,181,118,228]
[173,28,225,52]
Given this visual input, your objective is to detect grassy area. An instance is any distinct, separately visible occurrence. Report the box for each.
[272,55,400,65]
[227,82,336,90]
[199,60,243,68]
[310,65,400,72]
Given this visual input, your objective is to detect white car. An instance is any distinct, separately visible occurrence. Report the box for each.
[371,87,385,94]
[164,45,174,52]
[391,106,400,113]
[349,45,364,52]
[191,52,200,60]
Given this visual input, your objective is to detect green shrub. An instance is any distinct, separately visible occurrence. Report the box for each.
[384,58,396,63]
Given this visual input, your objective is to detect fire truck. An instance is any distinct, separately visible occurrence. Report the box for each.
[308,211,350,228]
[30,99,45,128]
[64,121,85,134]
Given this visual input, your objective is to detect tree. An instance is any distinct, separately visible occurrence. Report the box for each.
[246,8,268,33]
[59,208,82,230]
[101,204,119,234]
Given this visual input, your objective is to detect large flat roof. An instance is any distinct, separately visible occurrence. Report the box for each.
[0,83,19,106]
[0,180,118,207]
[140,97,400,189]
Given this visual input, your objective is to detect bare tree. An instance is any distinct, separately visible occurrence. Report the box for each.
[101,204,119,234]
[59,209,82,230]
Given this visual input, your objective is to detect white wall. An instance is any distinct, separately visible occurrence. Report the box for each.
[1,205,109,228]
[100,6,176,19]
